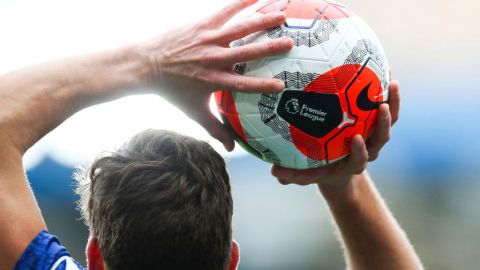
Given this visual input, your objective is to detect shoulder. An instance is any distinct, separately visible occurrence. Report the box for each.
[13,230,85,270]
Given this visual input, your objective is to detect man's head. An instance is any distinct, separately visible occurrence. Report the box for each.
[75,129,238,270]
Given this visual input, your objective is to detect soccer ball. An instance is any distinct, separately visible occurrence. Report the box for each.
[215,0,390,169]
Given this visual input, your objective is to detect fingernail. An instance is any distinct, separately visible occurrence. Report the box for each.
[225,141,235,152]
[382,104,390,118]
[354,134,364,144]
[275,80,285,90]
[275,12,286,20]
[282,38,293,49]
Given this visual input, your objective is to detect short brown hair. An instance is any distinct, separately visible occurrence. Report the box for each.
[75,129,233,270]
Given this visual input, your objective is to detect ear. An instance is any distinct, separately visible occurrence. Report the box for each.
[86,236,105,270]
[228,240,240,270]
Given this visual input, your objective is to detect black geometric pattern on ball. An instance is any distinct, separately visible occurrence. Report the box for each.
[234,63,247,75]
[258,93,293,142]
[257,71,322,144]
[344,39,388,91]
[231,39,245,48]
[345,39,378,64]
[251,39,387,168]
[274,71,320,89]
[268,19,339,47]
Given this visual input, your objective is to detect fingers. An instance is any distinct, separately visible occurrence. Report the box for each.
[208,71,284,93]
[217,12,287,43]
[366,104,391,161]
[194,107,235,151]
[217,38,293,65]
[209,0,258,28]
[271,165,326,186]
[271,135,368,186]
[337,135,369,175]
[363,80,398,161]
[271,166,291,184]
[388,80,400,125]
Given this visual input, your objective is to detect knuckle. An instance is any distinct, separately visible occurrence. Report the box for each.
[234,23,249,37]
[234,77,248,90]
[244,78,255,90]
[200,51,221,66]
[384,132,391,143]
[237,47,249,62]
[200,52,213,65]
[277,178,289,185]
[260,15,269,28]
[198,31,216,44]
[259,79,268,90]
[369,153,378,162]
[267,40,277,52]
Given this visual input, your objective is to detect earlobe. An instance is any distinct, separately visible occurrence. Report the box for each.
[86,236,105,270]
[228,240,240,270]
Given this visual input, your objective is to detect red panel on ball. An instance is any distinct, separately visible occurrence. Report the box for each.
[289,64,383,163]
[257,0,353,20]
[214,91,248,142]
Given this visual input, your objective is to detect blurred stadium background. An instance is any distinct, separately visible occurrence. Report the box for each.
[1,0,479,269]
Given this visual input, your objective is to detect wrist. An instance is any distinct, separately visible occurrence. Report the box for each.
[136,37,167,88]
[110,44,152,89]
[318,171,369,206]
[80,44,152,98]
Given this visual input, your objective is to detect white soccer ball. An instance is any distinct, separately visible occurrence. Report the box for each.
[215,0,390,169]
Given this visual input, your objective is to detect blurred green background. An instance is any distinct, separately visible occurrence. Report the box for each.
[1,0,479,269]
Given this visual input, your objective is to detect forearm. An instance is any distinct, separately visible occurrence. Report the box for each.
[0,3,291,268]
[319,172,423,270]
[0,44,149,154]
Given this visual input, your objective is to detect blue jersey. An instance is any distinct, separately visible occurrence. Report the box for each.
[14,230,84,270]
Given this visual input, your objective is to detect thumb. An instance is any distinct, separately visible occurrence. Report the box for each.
[195,109,235,152]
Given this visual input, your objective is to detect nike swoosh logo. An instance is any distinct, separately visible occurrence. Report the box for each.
[356,82,381,111]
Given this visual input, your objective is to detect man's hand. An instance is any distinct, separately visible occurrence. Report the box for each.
[0,1,294,267]
[140,0,293,151]
[269,81,423,270]
[271,81,400,186]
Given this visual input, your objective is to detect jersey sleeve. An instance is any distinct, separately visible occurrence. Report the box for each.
[13,230,85,270]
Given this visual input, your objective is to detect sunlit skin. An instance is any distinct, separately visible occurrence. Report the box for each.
[271,82,401,187]
[0,0,422,269]
[271,83,422,269]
